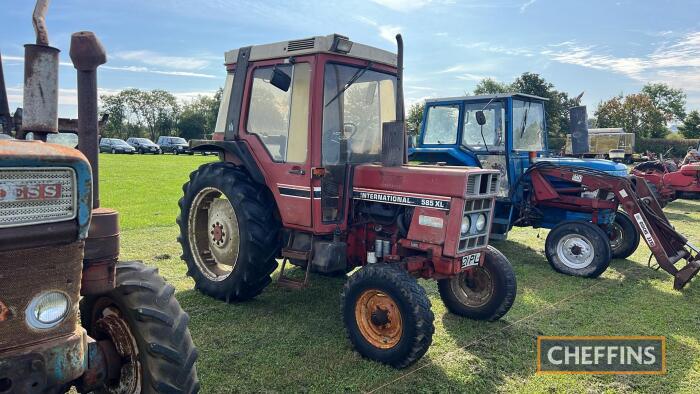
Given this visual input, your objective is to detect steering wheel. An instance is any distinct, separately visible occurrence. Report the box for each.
[343,122,359,140]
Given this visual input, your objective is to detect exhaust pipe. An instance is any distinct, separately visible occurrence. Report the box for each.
[381,34,407,167]
[0,53,12,134]
[21,0,59,140]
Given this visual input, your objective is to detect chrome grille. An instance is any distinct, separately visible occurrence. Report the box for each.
[0,167,76,228]
[466,172,500,196]
[458,198,492,252]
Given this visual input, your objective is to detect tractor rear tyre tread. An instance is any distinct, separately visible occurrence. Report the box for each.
[80,261,199,393]
[341,264,434,369]
[609,211,640,259]
[545,221,611,278]
[177,162,280,302]
[438,245,516,321]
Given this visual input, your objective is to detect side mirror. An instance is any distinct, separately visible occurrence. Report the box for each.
[270,67,291,92]
[475,110,486,126]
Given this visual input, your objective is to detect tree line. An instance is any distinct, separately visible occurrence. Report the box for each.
[406,73,700,140]
[100,88,222,141]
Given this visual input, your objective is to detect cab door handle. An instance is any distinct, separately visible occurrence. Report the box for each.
[288,168,306,175]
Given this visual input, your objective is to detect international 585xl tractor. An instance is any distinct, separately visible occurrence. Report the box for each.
[178,34,516,368]
[631,155,700,206]
[0,2,198,392]
[410,94,700,289]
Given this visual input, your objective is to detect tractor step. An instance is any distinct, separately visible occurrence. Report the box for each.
[281,247,310,261]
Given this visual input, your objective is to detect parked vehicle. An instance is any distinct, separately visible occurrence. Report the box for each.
[180,34,517,369]
[631,159,700,206]
[126,137,161,154]
[99,137,135,154]
[158,135,193,154]
[564,127,635,163]
[0,2,198,392]
[410,94,700,289]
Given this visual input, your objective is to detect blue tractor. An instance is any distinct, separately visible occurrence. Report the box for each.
[409,93,641,278]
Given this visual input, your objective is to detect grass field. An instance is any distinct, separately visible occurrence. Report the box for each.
[101,153,700,393]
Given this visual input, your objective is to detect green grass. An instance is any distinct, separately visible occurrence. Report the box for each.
[101,154,700,393]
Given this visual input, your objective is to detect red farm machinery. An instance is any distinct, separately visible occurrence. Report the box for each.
[177,34,517,368]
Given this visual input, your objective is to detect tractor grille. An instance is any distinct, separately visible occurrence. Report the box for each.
[458,198,492,252]
[0,242,83,352]
[466,172,500,196]
[0,167,76,228]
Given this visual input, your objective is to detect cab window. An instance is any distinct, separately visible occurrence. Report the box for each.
[247,63,310,163]
[462,102,505,151]
[422,105,459,145]
[512,100,545,151]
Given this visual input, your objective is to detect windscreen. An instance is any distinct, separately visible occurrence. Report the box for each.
[512,99,545,151]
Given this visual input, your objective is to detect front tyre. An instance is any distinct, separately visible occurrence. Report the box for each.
[80,261,199,393]
[545,221,611,278]
[437,245,516,321]
[608,212,640,259]
[341,264,434,369]
[177,162,280,302]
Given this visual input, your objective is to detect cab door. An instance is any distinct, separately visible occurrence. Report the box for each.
[240,57,314,229]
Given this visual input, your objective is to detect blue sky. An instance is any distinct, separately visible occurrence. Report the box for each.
[2,0,699,119]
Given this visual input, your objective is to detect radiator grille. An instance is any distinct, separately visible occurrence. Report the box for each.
[0,168,76,228]
[0,242,83,352]
[458,198,492,253]
[287,38,316,51]
[465,172,500,196]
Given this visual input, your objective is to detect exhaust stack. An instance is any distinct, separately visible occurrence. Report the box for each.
[21,0,59,140]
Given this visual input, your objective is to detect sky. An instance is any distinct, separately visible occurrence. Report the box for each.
[2,0,700,119]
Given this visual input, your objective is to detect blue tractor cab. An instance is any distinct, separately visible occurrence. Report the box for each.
[409,93,631,249]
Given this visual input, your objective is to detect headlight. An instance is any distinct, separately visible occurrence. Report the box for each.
[475,213,487,232]
[26,291,70,329]
[461,216,471,235]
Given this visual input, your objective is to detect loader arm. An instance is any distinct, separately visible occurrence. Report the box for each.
[529,162,700,289]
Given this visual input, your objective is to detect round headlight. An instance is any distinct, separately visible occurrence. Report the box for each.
[26,291,70,329]
[475,213,487,232]
[461,216,471,235]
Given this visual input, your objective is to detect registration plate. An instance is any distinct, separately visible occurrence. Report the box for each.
[461,252,481,269]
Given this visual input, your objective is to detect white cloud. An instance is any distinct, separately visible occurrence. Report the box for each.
[102,65,217,79]
[370,0,434,12]
[520,0,536,13]
[113,50,210,70]
[355,16,402,44]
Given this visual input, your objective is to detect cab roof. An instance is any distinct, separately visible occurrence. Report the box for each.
[224,34,397,67]
[425,93,549,103]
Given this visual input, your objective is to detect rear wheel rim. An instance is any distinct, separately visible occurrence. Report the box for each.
[188,187,240,281]
[556,234,595,269]
[355,289,403,349]
[450,267,494,308]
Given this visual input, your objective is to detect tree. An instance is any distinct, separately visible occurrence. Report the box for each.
[406,102,424,136]
[678,110,700,139]
[595,94,666,138]
[100,94,128,139]
[641,83,686,123]
[178,89,223,140]
[138,90,179,141]
[473,78,510,95]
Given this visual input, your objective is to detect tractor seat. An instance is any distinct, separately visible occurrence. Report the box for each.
[680,164,700,176]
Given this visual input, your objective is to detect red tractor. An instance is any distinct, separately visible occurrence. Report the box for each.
[178,34,517,368]
[631,158,700,207]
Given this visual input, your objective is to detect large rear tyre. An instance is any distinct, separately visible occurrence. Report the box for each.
[80,261,199,393]
[608,212,640,259]
[545,221,611,278]
[437,245,516,321]
[341,264,434,369]
[177,162,280,302]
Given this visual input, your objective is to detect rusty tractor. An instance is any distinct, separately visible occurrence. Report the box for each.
[177,34,517,368]
[0,2,198,392]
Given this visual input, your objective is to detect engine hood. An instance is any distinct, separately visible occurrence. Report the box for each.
[536,157,628,177]
[353,164,498,201]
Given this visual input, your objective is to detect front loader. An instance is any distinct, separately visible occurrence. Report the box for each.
[178,34,517,368]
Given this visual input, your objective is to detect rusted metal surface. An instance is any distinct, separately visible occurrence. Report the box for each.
[0,242,83,351]
[81,259,116,295]
[84,207,120,261]
[32,0,51,46]
[0,299,9,322]
[94,313,142,393]
[0,328,87,392]
[70,31,106,209]
[22,44,60,137]
[76,337,111,391]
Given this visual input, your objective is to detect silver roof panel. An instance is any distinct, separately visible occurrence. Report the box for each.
[224,34,397,67]
[425,93,549,103]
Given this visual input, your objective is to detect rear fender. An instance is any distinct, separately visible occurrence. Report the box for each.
[189,139,265,184]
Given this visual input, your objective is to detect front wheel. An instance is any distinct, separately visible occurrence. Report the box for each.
[341,264,434,369]
[80,261,199,393]
[437,245,516,321]
[545,221,611,278]
[608,212,640,259]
